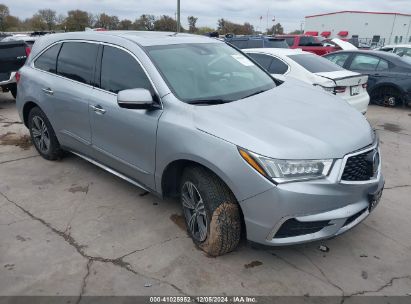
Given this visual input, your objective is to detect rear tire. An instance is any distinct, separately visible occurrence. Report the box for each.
[371,86,402,107]
[28,107,63,160]
[10,84,17,99]
[180,166,241,256]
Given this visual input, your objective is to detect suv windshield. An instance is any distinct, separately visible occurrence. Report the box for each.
[146,43,275,104]
[288,54,345,73]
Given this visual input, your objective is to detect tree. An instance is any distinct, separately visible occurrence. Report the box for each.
[134,14,155,31]
[267,23,284,35]
[38,9,56,30]
[197,26,216,35]
[187,16,198,33]
[154,15,177,32]
[0,4,10,31]
[95,13,119,30]
[118,19,133,30]
[4,15,20,31]
[64,10,91,31]
[28,14,47,30]
[217,18,254,35]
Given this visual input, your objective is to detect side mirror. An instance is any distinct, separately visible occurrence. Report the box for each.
[117,88,155,110]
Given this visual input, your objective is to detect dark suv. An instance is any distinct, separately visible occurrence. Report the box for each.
[225,36,289,49]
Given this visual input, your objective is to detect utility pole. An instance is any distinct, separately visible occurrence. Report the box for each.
[177,0,181,33]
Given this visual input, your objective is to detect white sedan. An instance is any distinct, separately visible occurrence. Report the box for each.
[376,44,411,57]
[244,48,370,114]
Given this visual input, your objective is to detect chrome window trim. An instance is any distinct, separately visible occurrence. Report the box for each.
[30,39,163,108]
[337,140,381,184]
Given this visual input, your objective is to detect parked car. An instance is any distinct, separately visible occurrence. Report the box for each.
[324,50,411,107]
[244,48,369,113]
[0,40,31,99]
[276,34,340,55]
[225,35,289,49]
[16,31,383,256]
[376,44,411,58]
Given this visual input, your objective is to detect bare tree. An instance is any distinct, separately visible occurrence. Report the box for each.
[38,9,57,30]
[187,16,198,33]
[134,14,155,31]
[0,4,10,31]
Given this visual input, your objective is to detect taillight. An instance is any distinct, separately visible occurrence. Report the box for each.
[25,47,31,58]
[15,72,21,84]
[362,83,368,89]
[334,86,346,94]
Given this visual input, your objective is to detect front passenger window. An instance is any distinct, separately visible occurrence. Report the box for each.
[100,46,153,94]
[327,53,350,67]
[349,54,380,71]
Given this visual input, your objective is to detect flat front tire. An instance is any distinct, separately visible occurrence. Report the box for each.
[180,166,241,256]
[28,107,62,160]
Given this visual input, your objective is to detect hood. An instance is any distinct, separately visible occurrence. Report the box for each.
[331,38,358,51]
[194,78,374,159]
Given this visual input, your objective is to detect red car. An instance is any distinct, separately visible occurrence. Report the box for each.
[276,35,340,56]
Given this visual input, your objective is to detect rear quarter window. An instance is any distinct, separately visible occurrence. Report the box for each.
[34,44,62,74]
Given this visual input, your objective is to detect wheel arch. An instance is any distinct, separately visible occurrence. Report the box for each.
[370,82,405,96]
[160,158,246,238]
[161,159,238,201]
[22,101,40,127]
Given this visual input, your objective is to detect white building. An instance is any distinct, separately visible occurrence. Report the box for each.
[304,11,411,46]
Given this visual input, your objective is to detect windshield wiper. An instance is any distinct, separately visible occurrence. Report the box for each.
[240,89,267,100]
[188,99,232,105]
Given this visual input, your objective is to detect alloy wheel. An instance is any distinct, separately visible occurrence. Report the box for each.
[31,116,50,153]
[181,181,208,242]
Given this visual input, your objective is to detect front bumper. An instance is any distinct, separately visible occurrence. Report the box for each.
[239,147,384,246]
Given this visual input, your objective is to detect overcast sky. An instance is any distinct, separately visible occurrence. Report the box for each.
[3,0,411,32]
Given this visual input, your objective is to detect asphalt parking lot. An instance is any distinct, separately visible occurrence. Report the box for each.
[0,91,410,299]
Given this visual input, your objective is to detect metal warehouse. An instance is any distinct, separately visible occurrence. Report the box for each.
[304,10,411,47]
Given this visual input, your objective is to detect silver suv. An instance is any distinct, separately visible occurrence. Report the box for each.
[16,32,384,256]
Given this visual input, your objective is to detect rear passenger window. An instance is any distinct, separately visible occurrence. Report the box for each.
[35,44,62,73]
[269,57,289,74]
[247,53,273,70]
[100,46,152,94]
[57,42,98,85]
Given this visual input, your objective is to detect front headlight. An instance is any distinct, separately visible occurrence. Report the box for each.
[239,148,333,183]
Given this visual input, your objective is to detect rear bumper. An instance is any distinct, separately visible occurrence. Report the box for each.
[239,164,384,246]
[0,72,16,87]
[344,93,369,114]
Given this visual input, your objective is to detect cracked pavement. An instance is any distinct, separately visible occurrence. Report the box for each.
[1,92,411,298]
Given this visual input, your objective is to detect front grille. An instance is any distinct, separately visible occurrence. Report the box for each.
[275,219,331,238]
[342,148,378,181]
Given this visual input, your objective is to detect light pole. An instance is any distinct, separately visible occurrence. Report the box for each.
[177,0,181,33]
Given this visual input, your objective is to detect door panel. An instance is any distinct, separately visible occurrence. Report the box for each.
[51,42,99,155]
[89,90,161,188]
[89,45,161,189]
